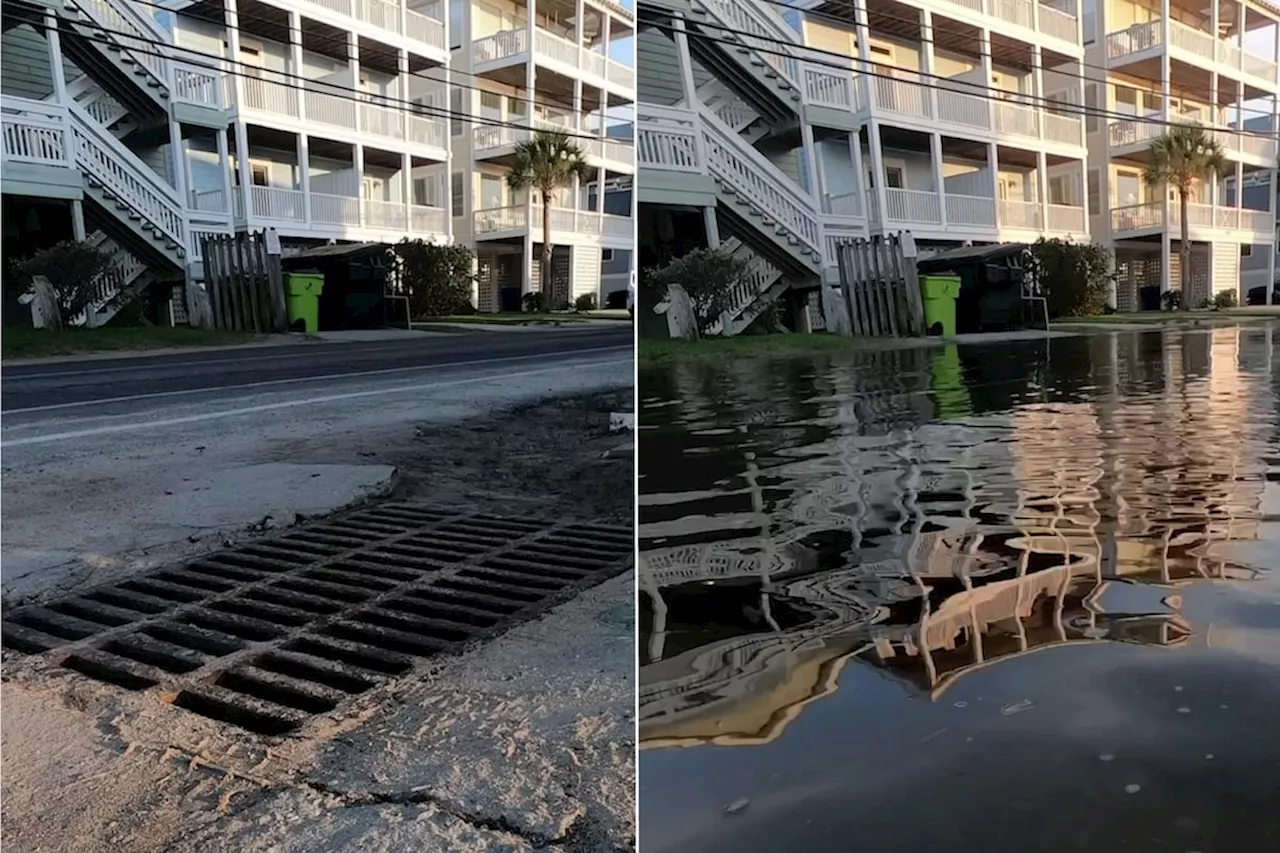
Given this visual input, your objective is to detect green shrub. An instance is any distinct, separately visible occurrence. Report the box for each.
[522,291,544,313]
[1213,289,1238,309]
[18,240,120,325]
[645,247,753,335]
[394,239,475,318]
[1162,289,1183,311]
[574,292,597,311]
[1028,239,1114,318]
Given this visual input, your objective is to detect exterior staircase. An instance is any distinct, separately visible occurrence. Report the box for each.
[57,0,172,115]
[685,0,804,123]
[708,236,787,335]
[75,230,153,326]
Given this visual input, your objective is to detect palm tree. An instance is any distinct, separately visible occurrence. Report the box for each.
[1143,125,1226,309]
[506,129,595,312]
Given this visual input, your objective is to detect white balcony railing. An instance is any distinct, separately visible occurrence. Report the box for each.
[173,65,223,108]
[310,191,361,226]
[882,188,943,224]
[1000,198,1044,230]
[1,97,71,167]
[1046,203,1086,233]
[305,89,358,130]
[946,193,997,226]
[243,77,300,118]
[360,101,405,140]
[405,7,446,50]
[365,197,408,230]
[411,204,447,233]
[474,28,635,90]
[823,191,863,217]
[871,74,932,119]
[1043,111,1083,145]
[192,188,228,213]
[637,107,701,173]
[1109,18,1279,84]
[936,87,990,130]
[474,205,527,233]
[803,66,856,110]
[294,0,444,50]
[702,0,800,87]
[995,100,1040,138]
[408,114,446,148]
[1111,201,1163,232]
[473,204,628,239]
[251,186,307,221]
[1106,21,1162,60]
[1038,5,1078,43]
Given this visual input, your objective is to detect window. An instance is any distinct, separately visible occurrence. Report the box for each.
[451,172,464,211]
[1087,169,1100,216]
[885,166,904,189]
[450,88,464,136]
[602,249,614,262]
[1115,169,1141,206]
[251,164,269,187]
[480,173,504,208]
[1085,84,1099,133]
[1241,245,1254,258]
[1048,175,1071,206]
[413,177,431,206]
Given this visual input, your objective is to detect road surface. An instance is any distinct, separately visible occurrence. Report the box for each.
[1,327,633,598]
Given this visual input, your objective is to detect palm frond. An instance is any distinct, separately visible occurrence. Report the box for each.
[1143,124,1227,199]
[506,129,595,200]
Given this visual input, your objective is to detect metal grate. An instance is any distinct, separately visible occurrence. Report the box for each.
[2,505,632,735]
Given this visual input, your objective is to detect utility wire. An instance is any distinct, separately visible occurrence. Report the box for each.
[638,10,1280,141]
[2,1,632,146]
[750,0,1280,122]
[127,0,638,121]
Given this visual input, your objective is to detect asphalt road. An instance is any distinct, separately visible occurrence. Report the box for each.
[1,327,631,413]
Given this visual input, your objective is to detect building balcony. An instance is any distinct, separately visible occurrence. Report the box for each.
[233,78,447,158]
[858,74,1085,150]
[217,184,447,240]
[1105,19,1279,88]
[472,119,635,173]
[864,188,1087,240]
[258,0,448,61]
[1110,200,1274,240]
[470,28,636,100]
[472,204,633,246]
[1107,117,1279,166]
[919,0,1082,48]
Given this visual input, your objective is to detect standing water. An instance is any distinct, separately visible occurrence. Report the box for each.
[638,326,1280,852]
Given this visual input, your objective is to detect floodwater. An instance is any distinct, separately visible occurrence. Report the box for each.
[638,325,1280,853]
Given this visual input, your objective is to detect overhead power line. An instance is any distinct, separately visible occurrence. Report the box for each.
[125,0,637,121]
[751,0,1280,123]
[2,1,630,148]
[637,10,1280,142]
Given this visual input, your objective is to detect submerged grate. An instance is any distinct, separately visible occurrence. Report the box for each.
[2,506,632,735]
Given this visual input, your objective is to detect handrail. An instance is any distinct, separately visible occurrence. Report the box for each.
[71,0,170,85]
[68,103,185,247]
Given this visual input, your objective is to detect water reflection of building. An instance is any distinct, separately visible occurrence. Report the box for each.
[639,327,1275,750]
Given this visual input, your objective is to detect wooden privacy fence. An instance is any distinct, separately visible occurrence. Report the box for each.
[833,233,925,338]
[195,231,287,333]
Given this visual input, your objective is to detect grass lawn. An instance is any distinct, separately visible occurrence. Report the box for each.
[1052,308,1280,326]
[638,333,883,368]
[2,325,262,360]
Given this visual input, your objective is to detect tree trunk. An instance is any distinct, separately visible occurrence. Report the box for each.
[1179,190,1191,311]
[541,200,554,314]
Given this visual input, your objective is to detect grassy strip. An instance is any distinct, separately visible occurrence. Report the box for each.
[637,333,893,368]
[1053,309,1280,325]
[1,326,261,360]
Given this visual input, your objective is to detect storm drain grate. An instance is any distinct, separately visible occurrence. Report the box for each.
[1,506,632,735]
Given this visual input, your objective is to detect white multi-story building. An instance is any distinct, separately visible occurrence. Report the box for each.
[637,0,1091,332]
[0,0,635,323]
[637,0,1280,328]
[1086,0,1280,310]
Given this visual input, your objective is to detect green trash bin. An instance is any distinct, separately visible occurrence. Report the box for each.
[284,272,324,333]
[919,274,961,337]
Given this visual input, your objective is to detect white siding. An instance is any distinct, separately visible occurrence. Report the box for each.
[574,246,602,302]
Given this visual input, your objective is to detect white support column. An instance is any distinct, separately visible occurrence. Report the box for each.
[1036,150,1049,233]
[402,150,413,229]
[71,201,86,243]
[349,33,362,133]
[850,131,867,217]
[673,15,698,107]
[289,11,304,120]
[398,50,410,142]
[522,235,534,296]
[216,128,233,218]
[813,132,830,213]
[800,123,821,199]
[930,132,947,227]
[921,10,938,120]
[979,28,996,133]
[988,141,1000,226]
[1161,232,1172,296]
[226,0,253,220]
[1210,71,1220,205]
[703,206,721,249]
[354,142,365,225]
[1031,46,1045,142]
[171,119,189,209]
[299,134,311,224]
[45,12,67,104]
